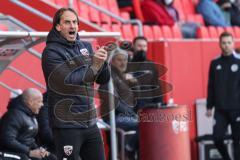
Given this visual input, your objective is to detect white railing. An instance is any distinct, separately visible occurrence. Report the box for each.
[0,31,121,38]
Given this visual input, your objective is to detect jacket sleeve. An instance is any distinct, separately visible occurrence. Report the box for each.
[197,2,228,26]
[0,111,30,155]
[37,106,53,147]
[95,62,110,85]
[84,43,110,85]
[207,61,215,110]
[42,47,105,85]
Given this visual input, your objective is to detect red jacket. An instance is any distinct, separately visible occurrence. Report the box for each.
[141,0,176,26]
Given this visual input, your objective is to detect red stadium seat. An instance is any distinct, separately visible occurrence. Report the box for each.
[196,26,210,39]
[119,6,133,13]
[97,0,111,24]
[216,27,225,37]
[101,24,111,31]
[122,24,134,41]
[173,0,185,20]
[152,25,163,39]
[181,0,196,15]
[48,0,56,4]
[195,14,205,25]
[233,27,240,39]
[54,0,68,7]
[76,1,89,20]
[186,14,195,23]
[161,26,173,38]
[208,26,218,39]
[88,0,101,24]
[120,12,130,20]
[172,25,182,38]
[224,27,236,37]
[111,24,121,32]
[132,25,139,38]
[107,0,120,23]
[186,14,204,25]
[143,25,154,40]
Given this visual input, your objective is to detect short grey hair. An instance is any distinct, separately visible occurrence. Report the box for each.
[108,47,128,63]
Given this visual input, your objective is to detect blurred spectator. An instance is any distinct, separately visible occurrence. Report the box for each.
[37,92,54,153]
[141,0,177,26]
[99,47,138,160]
[232,0,240,9]
[230,2,240,26]
[217,0,232,25]
[0,88,56,160]
[128,36,163,109]
[117,0,133,8]
[217,0,240,26]
[141,0,200,38]
[197,0,230,26]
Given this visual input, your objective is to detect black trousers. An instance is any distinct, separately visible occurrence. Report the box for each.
[53,124,105,160]
[213,109,240,160]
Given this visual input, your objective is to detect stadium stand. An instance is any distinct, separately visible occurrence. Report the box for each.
[161,25,174,39]
[208,26,219,39]
[196,26,210,39]
[152,25,163,40]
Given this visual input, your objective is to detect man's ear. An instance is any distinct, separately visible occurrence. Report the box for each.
[28,99,33,108]
[56,24,61,32]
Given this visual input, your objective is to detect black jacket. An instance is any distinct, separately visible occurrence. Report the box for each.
[230,4,240,26]
[0,96,38,155]
[37,93,54,151]
[207,54,240,110]
[42,29,110,128]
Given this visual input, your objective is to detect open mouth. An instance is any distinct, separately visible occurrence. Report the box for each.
[69,31,76,36]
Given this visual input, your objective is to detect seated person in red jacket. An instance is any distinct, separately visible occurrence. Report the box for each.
[141,0,200,38]
[0,88,56,160]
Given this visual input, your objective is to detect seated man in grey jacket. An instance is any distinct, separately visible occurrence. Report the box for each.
[99,48,138,160]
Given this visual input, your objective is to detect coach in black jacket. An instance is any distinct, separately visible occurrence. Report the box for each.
[41,8,109,160]
[0,88,55,160]
[207,32,240,160]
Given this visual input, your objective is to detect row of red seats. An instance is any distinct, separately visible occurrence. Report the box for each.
[50,0,204,27]
[173,0,197,20]
[103,23,240,40]
[101,24,183,41]
[125,0,204,26]
[197,26,240,39]
[44,0,240,40]
[47,0,130,24]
